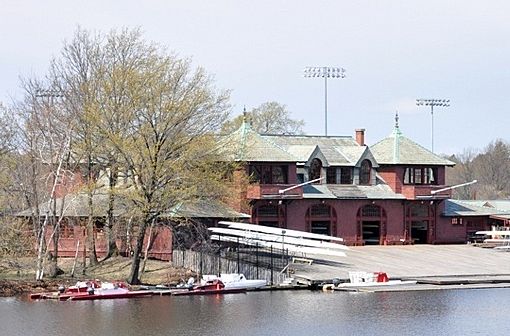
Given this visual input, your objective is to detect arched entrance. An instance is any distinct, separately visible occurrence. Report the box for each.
[305,203,337,236]
[357,204,387,245]
[405,202,435,244]
[252,203,285,228]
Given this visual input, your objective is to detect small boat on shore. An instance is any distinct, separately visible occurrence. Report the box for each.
[172,279,246,296]
[30,280,152,301]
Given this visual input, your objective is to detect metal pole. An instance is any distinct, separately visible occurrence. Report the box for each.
[270,245,274,286]
[237,237,240,274]
[304,66,346,136]
[256,242,259,279]
[416,99,450,153]
[324,71,328,136]
[281,230,286,264]
[431,105,434,153]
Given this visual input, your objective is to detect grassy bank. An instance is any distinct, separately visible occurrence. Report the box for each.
[0,256,194,297]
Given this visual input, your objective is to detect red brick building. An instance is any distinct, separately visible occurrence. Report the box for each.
[223,116,479,245]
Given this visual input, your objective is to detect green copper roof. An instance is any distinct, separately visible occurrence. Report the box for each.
[371,113,454,166]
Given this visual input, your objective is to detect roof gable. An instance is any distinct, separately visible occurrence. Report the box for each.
[306,146,329,167]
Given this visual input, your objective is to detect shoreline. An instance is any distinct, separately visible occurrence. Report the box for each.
[3,244,510,297]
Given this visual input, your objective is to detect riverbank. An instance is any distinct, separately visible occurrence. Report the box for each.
[3,244,510,297]
[0,256,193,297]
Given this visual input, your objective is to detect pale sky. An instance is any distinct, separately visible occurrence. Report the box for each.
[1,1,509,155]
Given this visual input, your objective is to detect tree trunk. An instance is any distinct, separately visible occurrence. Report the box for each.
[35,215,49,280]
[104,166,119,259]
[140,218,155,275]
[127,214,151,285]
[49,197,59,277]
[87,214,98,266]
[86,153,98,266]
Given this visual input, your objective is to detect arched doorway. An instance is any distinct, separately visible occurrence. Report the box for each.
[405,202,434,244]
[252,203,285,228]
[305,203,337,236]
[357,204,387,245]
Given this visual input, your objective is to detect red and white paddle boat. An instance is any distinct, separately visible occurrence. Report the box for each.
[30,280,152,301]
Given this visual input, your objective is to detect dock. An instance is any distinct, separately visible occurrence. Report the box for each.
[287,244,510,291]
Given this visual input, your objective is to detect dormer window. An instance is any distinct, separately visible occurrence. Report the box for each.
[360,160,371,185]
[309,158,322,182]
[340,167,353,184]
[326,167,337,184]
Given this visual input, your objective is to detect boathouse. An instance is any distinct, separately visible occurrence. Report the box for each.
[221,115,485,245]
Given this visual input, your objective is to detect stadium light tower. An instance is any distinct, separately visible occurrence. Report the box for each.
[416,98,450,153]
[304,66,346,136]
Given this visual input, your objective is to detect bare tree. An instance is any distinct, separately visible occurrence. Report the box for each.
[10,78,76,279]
[222,101,304,134]
[473,139,510,198]
[446,149,478,199]
[60,29,232,284]
[447,140,510,200]
[49,28,103,266]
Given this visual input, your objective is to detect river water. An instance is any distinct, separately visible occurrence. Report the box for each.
[1,288,508,336]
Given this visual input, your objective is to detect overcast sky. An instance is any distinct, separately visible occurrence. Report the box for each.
[1,1,509,154]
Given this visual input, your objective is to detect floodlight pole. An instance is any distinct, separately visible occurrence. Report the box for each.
[304,67,346,136]
[416,98,450,153]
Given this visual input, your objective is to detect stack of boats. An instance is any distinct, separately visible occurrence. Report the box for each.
[475,229,510,251]
[209,221,349,258]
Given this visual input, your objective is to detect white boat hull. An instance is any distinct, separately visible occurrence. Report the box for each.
[336,280,417,288]
[202,274,267,289]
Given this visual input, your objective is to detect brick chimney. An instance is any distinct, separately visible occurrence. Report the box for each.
[355,129,365,146]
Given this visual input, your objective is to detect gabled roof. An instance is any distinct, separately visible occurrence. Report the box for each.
[219,121,297,162]
[371,123,454,166]
[443,199,510,217]
[15,191,127,217]
[15,192,249,220]
[262,134,367,166]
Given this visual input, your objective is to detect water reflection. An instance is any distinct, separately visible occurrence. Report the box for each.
[1,289,508,336]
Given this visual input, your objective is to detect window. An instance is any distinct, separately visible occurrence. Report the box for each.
[409,204,429,217]
[297,173,304,184]
[451,218,463,225]
[404,167,437,185]
[249,164,288,184]
[257,205,279,217]
[359,160,371,185]
[361,205,381,217]
[254,204,283,228]
[60,220,74,238]
[310,204,331,217]
[309,158,322,182]
[326,167,337,184]
[272,166,287,184]
[340,167,353,184]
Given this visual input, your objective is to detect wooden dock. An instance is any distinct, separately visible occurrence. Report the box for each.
[287,245,510,289]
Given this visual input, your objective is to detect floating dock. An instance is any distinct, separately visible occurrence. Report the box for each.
[286,245,510,291]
